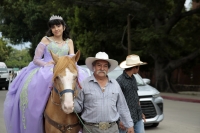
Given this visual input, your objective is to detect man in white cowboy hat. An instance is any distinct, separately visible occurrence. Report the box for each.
[117,54,147,133]
[74,52,134,133]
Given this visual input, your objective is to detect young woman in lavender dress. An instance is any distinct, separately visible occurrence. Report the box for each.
[4,15,87,133]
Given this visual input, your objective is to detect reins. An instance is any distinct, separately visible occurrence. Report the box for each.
[73,110,92,133]
[44,112,80,133]
[46,86,79,133]
[48,63,92,132]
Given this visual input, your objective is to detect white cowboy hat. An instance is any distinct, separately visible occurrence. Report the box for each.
[120,54,147,68]
[85,52,118,72]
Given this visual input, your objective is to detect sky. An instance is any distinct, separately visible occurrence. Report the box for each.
[0,0,192,50]
[185,0,192,10]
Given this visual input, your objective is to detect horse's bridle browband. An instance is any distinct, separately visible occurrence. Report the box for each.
[53,87,74,98]
[44,112,80,133]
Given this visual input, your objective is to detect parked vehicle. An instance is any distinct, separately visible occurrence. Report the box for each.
[0,62,10,90]
[80,65,164,127]
[12,67,21,79]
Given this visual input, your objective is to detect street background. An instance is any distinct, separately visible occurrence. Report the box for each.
[0,90,200,133]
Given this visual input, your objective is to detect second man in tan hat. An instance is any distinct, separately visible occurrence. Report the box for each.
[117,54,147,133]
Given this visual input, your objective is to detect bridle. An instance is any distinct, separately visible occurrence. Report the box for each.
[44,77,80,133]
[50,77,81,105]
[48,75,92,133]
[53,87,74,99]
[50,87,74,106]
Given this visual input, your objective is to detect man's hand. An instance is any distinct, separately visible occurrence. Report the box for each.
[142,113,146,122]
[127,127,134,133]
[119,121,126,131]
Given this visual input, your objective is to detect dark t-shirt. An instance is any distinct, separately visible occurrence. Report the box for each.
[116,71,142,123]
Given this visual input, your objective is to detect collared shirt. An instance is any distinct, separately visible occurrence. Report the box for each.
[74,74,133,128]
[116,71,143,123]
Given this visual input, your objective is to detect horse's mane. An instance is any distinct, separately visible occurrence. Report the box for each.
[53,56,77,81]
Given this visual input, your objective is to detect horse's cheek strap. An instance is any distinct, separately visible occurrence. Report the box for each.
[60,89,74,97]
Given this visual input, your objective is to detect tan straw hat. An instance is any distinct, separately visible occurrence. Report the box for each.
[120,54,147,68]
[85,52,118,72]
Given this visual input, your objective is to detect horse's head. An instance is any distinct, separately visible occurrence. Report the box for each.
[50,51,80,114]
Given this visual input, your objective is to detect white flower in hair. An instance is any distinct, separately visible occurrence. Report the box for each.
[49,15,63,20]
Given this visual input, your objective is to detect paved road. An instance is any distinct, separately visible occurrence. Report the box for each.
[0,90,200,133]
[145,99,200,133]
[0,90,6,133]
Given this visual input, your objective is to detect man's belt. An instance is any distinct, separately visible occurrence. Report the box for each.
[84,121,116,130]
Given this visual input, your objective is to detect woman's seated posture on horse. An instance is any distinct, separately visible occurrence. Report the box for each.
[4,15,87,133]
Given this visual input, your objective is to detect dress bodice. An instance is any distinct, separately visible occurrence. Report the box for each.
[43,36,70,62]
[46,36,70,56]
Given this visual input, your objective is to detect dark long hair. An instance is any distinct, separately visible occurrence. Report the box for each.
[46,19,70,40]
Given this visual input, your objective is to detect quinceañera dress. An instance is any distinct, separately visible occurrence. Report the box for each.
[4,37,88,133]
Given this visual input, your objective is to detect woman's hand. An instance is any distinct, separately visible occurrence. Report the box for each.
[44,60,55,66]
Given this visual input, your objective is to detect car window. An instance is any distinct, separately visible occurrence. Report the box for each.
[133,74,146,86]
[107,67,146,86]
[0,66,6,68]
[0,68,8,72]
[107,70,123,79]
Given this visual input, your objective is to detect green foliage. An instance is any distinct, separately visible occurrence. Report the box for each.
[5,49,32,68]
[66,3,132,62]
[1,0,200,67]
[0,38,12,61]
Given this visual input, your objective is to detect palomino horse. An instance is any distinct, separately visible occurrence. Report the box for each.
[44,51,81,133]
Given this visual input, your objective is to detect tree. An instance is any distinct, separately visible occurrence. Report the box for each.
[66,1,200,92]
[5,49,32,68]
[1,0,200,92]
[126,0,200,92]
[0,38,12,61]
[0,0,74,57]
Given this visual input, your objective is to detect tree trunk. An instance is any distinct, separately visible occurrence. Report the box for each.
[154,58,178,93]
[155,71,177,93]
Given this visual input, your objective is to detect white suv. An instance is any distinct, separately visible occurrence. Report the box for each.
[0,62,10,90]
[80,65,164,127]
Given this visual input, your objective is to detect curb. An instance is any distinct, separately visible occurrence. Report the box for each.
[161,95,200,103]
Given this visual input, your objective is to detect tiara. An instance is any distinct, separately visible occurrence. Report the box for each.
[49,15,63,20]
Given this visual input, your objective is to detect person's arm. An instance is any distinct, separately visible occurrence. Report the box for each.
[33,37,54,66]
[116,78,129,130]
[139,101,146,122]
[67,39,74,55]
[115,80,134,128]
[74,86,84,113]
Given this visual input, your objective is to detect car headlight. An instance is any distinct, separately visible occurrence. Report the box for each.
[153,93,160,98]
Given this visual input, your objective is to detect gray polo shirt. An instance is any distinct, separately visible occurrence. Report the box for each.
[74,74,133,128]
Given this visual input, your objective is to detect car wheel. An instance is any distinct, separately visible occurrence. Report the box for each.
[151,123,159,127]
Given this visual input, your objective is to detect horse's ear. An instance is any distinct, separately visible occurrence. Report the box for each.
[73,50,80,62]
[50,50,59,64]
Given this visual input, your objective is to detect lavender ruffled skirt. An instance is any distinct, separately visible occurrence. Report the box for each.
[3,61,88,133]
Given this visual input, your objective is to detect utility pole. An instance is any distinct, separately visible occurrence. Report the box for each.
[127,14,131,55]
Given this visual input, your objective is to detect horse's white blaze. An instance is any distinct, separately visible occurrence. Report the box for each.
[60,68,77,114]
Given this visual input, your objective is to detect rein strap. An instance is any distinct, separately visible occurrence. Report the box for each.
[44,112,80,133]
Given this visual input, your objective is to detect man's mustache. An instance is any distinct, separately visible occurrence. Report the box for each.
[97,70,107,75]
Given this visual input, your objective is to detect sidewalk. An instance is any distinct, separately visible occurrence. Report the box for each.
[160,91,200,103]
